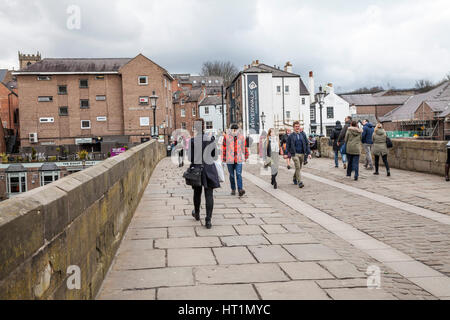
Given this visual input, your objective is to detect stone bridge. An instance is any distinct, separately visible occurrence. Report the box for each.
[1,139,449,300]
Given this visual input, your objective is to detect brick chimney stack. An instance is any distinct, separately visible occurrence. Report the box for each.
[309,71,315,103]
[284,61,293,73]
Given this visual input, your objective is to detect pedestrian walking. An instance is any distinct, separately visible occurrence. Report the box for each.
[337,116,352,169]
[188,119,220,229]
[372,123,391,177]
[362,119,375,170]
[345,120,363,181]
[223,123,249,197]
[281,129,292,169]
[287,121,311,188]
[445,140,450,182]
[177,136,185,167]
[263,128,280,189]
[330,120,346,168]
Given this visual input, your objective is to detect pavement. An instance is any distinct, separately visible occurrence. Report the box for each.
[97,155,450,300]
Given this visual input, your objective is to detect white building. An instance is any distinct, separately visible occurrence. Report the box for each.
[304,72,351,137]
[199,95,227,135]
[227,61,310,138]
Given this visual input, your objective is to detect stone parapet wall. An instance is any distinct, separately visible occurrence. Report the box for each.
[319,138,448,176]
[0,140,166,299]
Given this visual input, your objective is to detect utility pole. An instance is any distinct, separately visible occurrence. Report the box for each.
[221,85,225,131]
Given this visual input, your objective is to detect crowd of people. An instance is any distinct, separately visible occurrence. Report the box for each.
[173,117,449,229]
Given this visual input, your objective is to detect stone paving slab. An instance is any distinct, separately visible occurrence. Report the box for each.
[113,249,166,271]
[221,235,270,247]
[248,245,296,263]
[98,289,156,300]
[279,262,334,280]
[168,248,216,267]
[325,288,397,300]
[212,247,257,265]
[158,284,259,300]
[194,264,289,284]
[155,237,222,249]
[255,281,330,300]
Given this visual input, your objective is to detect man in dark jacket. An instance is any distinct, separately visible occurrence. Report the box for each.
[287,121,311,188]
[362,119,375,170]
[337,116,352,169]
[330,120,346,168]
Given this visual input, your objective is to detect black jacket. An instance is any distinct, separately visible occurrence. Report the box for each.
[287,131,311,156]
[337,121,351,144]
[330,125,343,151]
[188,134,220,189]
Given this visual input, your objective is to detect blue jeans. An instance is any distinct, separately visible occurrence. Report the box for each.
[340,144,347,164]
[227,163,243,191]
[334,149,346,167]
[346,154,360,178]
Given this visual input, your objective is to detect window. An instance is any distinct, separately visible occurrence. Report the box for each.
[7,172,27,195]
[40,172,59,186]
[193,80,197,84]
[285,85,290,93]
[277,86,281,93]
[38,96,53,102]
[192,107,196,116]
[138,76,148,85]
[180,100,184,105]
[139,96,149,105]
[215,79,219,84]
[181,109,186,117]
[79,79,89,88]
[302,98,306,105]
[58,85,67,95]
[204,106,209,115]
[208,80,212,84]
[181,122,186,130]
[81,120,91,129]
[286,111,291,119]
[96,95,106,101]
[206,121,213,130]
[39,117,54,123]
[326,126,335,137]
[327,107,334,119]
[59,107,68,116]
[164,78,167,88]
[80,99,90,109]
[310,106,316,123]
[37,76,51,81]
[96,75,105,80]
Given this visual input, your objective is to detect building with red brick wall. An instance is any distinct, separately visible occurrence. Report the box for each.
[380,81,450,140]
[13,54,174,154]
[172,87,207,136]
[0,117,5,154]
[0,81,19,153]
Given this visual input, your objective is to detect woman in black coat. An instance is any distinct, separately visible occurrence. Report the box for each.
[188,118,220,229]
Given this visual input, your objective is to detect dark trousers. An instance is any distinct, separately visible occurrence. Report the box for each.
[375,155,390,172]
[193,186,214,220]
[346,154,360,178]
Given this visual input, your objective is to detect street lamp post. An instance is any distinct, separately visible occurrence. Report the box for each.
[317,86,325,136]
[150,94,159,139]
[261,112,266,131]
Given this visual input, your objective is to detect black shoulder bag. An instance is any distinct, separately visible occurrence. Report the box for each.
[183,138,203,187]
[386,136,393,149]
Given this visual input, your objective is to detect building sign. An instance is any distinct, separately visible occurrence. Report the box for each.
[75,138,93,145]
[41,142,56,146]
[247,75,260,133]
[111,147,126,157]
[140,117,150,127]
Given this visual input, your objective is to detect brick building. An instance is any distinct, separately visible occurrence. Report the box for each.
[0,81,19,153]
[0,118,5,154]
[380,81,450,140]
[12,53,174,154]
[172,87,207,136]
[340,92,411,121]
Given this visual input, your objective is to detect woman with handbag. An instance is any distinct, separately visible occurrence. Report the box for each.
[264,128,280,189]
[187,118,221,229]
[372,123,391,177]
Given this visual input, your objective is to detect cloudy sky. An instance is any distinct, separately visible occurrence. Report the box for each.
[1,0,449,92]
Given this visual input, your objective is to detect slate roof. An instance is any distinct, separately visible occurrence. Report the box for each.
[173,74,224,87]
[244,64,300,78]
[6,164,26,172]
[340,94,410,106]
[16,58,132,73]
[0,69,7,82]
[39,163,60,171]
[300,78,309,95]
[199,95,223,106]
[380,81,450,122]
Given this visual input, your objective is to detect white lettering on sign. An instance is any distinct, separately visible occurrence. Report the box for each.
[67,265,81,290]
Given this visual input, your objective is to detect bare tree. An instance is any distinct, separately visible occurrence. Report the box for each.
[200,61,239,87]
[415,79,434,92]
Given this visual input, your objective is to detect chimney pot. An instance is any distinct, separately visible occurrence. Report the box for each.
[309,71,313,77]
[256,60,259,64]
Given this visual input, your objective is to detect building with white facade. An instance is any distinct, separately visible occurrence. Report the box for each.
[304,72,351,137]
[226,61,310,139]
[198,95,226,135]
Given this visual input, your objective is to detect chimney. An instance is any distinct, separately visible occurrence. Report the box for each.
[309,71,315,103]
[284,61,293,73]
[256,60,259,65]
[327,83,334,95]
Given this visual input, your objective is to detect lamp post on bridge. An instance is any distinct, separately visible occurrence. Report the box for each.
[150,94,159,139]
